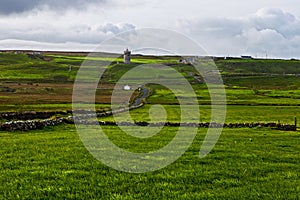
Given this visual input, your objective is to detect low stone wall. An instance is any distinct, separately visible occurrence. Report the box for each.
[223,122,296,131]
[99,121,296,131]
[0,101,297,133]
[0,118,296,131]
[0,86,149,131]
[0,118,65,131]
[0,111,72,121]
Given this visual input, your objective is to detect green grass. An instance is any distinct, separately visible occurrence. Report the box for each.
[1,52,300,199]
[145,84,300,106]
[1,53,300,88]
[0,53,78,82]
[0,62,77,82]
[0,53,178,83]
[225,88,300,106]
[0,104,111,112]
[103,105,299,125]
[0,53,32,65]
[223,76,300,89]
[0,125,299,199]
[217,59,300,74]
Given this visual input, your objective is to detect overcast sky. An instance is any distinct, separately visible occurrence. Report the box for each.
[0,0,300,58]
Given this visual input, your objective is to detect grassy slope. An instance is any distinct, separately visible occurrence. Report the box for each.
[0,53,80,82]
[0,53,299,87]
[217,59,300,92]
[0,125,299,199]
[217,59,300,74]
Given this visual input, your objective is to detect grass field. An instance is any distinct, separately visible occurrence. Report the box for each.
[0,52,300,199]
[109,105,299,124]
[0,125,299,199]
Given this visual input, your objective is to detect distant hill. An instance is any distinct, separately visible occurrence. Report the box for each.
[0,52,299,88]
[216,59,300,75]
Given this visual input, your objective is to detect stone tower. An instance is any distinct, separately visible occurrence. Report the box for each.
[124,48,131,64]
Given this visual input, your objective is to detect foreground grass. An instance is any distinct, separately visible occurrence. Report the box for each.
[0,125,299,199]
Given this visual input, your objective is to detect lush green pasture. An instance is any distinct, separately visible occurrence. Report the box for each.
[0,53,177,83]
[104,105,299,125]
[0,125,299,199]
[225,88,300,105]
[1,52,300,199]
[146,83,300,106]
[0,54,78,82]
[223,76,300,89]
[1,53,300,88]
[0,53,31,65]
[217,59,300,74]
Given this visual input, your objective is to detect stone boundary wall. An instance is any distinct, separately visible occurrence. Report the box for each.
[0,118,65,131]
[0,111,72,121]
[0,117,296,131]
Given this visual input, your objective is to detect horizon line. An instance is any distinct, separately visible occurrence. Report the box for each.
[0,49,298,60]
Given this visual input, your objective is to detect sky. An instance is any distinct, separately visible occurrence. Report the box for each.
[0,0,300,58]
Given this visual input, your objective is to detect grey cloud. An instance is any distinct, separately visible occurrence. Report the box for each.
[98,23,136,34]
[0,0,105,14]
[251,8,300,38]
[0,22,136,44]
[39,0,106,11]
[0,0,40,14]
[199,18,243,37]
[179,8,300,58]
[0,39,98,51]
[0,4,299,59]
[254,8,296,27]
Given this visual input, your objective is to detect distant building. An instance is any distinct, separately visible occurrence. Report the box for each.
[123,85,131,91]
[179,57,195,64]
[241,55,252,59]
[124,48,131,64]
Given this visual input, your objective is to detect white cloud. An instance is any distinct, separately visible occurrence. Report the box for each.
[0,6,136,44]
[0,0,300,58]
[177,8,300,58]
[97,23,136,35]
[0,39,98,51]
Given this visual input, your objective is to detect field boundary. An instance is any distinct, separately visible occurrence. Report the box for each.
[0,117,296,131]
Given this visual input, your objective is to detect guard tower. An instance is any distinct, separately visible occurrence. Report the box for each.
[124,48,131,64]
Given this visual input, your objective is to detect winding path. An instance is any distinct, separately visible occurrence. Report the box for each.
[131,87,149,107]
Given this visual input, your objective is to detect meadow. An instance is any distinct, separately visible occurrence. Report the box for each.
[0,52,299,199]
[0,125,299,199]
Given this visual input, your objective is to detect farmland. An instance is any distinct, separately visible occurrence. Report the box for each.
[0,52,299,199]
[0,125,299,199]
